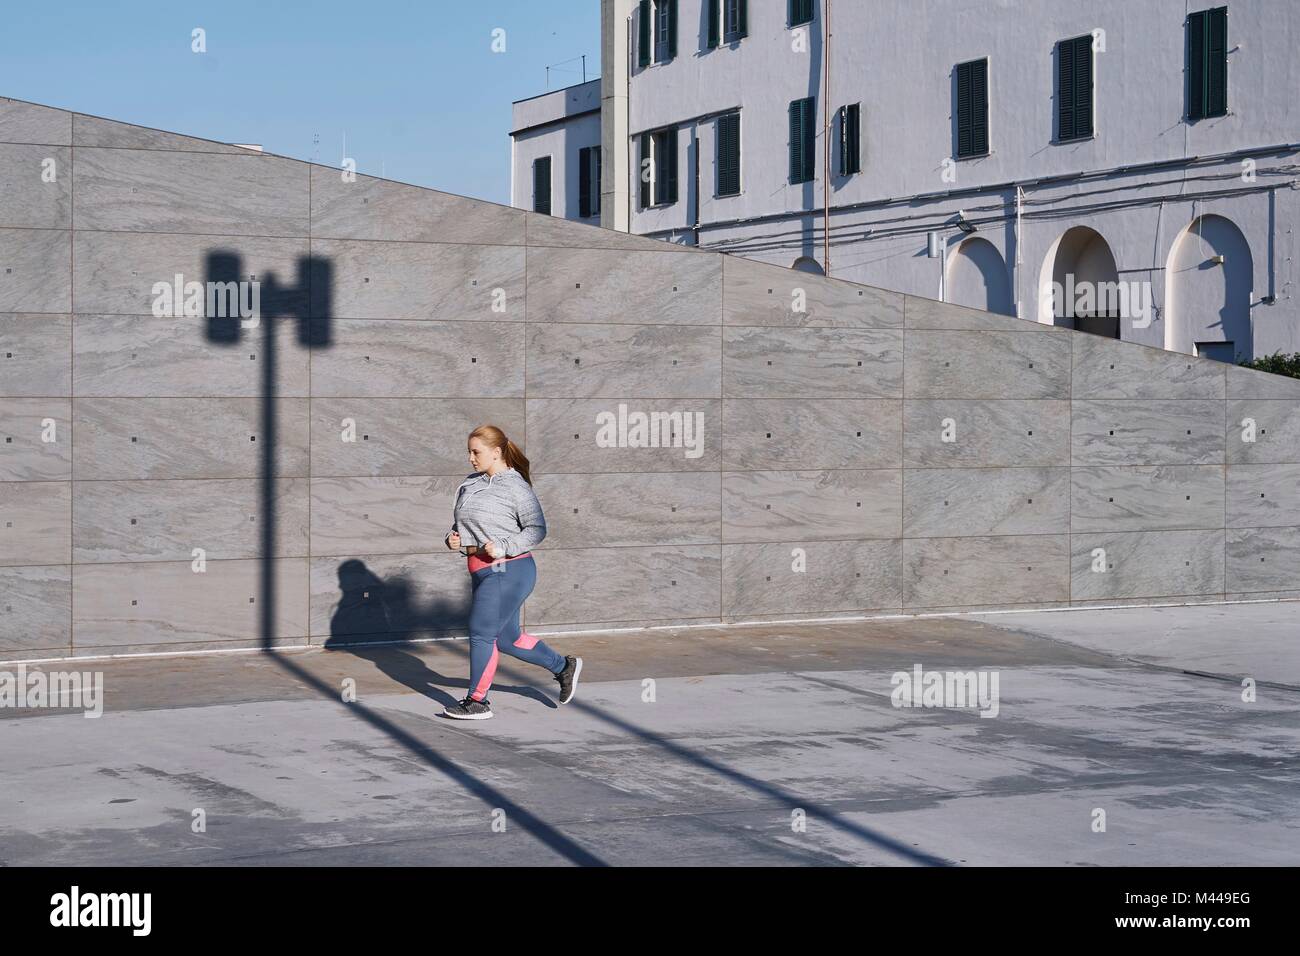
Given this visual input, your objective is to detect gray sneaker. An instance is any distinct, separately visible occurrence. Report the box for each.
[554,656,583,704]
[443,695,494,720]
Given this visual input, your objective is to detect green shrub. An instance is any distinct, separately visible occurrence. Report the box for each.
[1239,352,1300,379]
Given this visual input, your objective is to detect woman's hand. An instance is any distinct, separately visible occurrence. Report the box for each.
[482,540,500,559]
[446,531,461,551]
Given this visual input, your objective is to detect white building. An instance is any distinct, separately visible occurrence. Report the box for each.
[510,78,603,224]
[510,0,1300,360]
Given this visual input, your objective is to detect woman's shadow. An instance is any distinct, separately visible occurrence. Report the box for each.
[323,558,555,709]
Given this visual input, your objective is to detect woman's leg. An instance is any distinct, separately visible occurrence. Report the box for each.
[492,558,566,675]
[465,570,504,701]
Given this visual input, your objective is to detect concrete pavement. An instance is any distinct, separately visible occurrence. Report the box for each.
[2,604,1297,866]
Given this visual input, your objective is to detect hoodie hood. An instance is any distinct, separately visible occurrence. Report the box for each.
[462,466,522,489]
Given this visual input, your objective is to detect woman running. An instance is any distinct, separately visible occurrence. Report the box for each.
[442,425,582,720]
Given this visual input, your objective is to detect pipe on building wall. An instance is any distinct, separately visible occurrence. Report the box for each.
[625,12,633,231]
[692,126,701,246]
[823,0,832,275]
[1014,185,1024,318]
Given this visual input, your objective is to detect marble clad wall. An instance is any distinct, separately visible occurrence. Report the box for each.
[2,96,1299,658]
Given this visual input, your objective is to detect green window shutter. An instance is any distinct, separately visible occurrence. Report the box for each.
[971,59,988,154]
[956,59,988,157]
[1057,39,1076,141]
[791,0,813,27]
[1207,6,1228,116]
[850,104,861,173]
[837,106,846,174]
[578,147,594,218]
[638,0,651,67]
[578,148,590,218]
[840,103,860,175]
[707,0,719,48]
[739,0,748,37]
[804,98,816,181]
[844,105,854,174]
[718,112,740,196]
[1058,36,1091,140]
[1073,36,1093,137]
[1187,8,1226,120]
[956,62,973,157]
[639,133,652,208]
[665,128,679,203]
[789,100,803,182]
[789,97,814,183]
[533,157,551,215]
[581,146,602,218]
[1187,10,1206,119]
[668,0,678,58]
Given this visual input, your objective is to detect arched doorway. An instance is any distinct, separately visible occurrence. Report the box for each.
[1038,226,1122,337]
[946,236,1014,315]
[792,256,825,275]
[1164,214,1254,361]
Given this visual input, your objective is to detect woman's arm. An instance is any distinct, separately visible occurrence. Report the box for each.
[446,484,466,549]
[493,482,546,556]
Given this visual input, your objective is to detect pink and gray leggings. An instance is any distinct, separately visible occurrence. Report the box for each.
[466,553,564,701]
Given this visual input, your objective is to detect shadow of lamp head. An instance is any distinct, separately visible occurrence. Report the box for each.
[203,250,332,347]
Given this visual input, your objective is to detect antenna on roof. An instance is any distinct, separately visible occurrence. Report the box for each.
[545,54,589,89]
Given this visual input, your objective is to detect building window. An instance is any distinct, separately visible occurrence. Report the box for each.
[1057,35,1094,141]
[532,156,551,215]
[709,0,748,47]
[717,112,741,196]
[656,0,670,60]
[789,97,816,184]
[839,103,861,175]
[640,127,679,208]
[725,0,747,41]
[955,58,989,158]
[654,128,677,205]
[578,146,601,219]
[638,0,677,66]
[1187,6,1228,120]
[789,0,814,28]
[638,1,650,67]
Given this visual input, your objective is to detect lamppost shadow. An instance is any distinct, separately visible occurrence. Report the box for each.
[202,248,603,866]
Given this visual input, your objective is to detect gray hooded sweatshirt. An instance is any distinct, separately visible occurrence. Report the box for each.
[447,467,547,558]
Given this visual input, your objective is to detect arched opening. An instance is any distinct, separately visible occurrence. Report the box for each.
[946,236,1014,316]
[792,256,825,275]
[1164,214,1254,361]
[1038,226,1122,337]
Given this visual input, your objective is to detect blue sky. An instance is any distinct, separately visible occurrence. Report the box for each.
[0,0,601,205]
